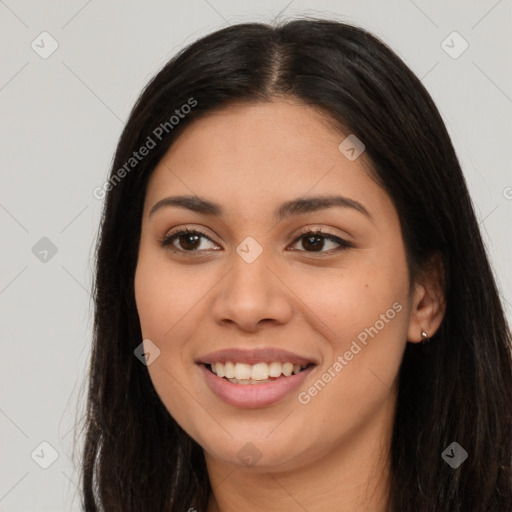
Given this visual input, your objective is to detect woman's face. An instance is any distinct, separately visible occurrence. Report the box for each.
[134,99,419,471]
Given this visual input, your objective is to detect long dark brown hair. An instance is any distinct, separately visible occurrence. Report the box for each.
[77,17,512,511]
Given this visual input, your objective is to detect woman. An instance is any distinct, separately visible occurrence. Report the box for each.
[80,18,512,511]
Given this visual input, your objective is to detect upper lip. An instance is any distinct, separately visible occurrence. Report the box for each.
[196,348,318,366]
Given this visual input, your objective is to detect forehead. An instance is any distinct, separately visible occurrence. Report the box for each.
[143,100,392,224]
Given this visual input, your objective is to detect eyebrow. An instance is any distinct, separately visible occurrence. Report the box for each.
[149,194,373,221]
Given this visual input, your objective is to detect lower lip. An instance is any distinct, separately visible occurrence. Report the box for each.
[198,364,316,408]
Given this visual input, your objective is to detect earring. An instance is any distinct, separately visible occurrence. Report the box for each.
[421,330,430,344]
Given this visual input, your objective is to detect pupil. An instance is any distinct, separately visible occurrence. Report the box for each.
[181,234,200,250]
[304,235,323,252]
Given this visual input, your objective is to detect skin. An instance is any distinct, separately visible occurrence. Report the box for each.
[134,99,445,512]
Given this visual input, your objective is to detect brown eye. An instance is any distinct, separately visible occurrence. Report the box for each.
[159,227,354,257]
[289,229,354,255]
[160,228,220,254]
[174,232,202,251]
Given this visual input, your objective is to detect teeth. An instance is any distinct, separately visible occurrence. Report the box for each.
[282,363,293,376]
[224,361,235,379]
[234,363,251,380]
[251,363,268,380]
[214,362,225,377]
[268,362,282,378]
[210,361,309,380]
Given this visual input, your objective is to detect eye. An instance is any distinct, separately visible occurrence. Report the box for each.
[289,228,354,255]
[159,227,220,255]
[158,227,354,256]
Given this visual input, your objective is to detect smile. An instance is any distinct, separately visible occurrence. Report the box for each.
[207,361,313,384]
[198,363,318,409]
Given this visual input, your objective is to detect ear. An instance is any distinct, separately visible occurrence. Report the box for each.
[407,252,446,343]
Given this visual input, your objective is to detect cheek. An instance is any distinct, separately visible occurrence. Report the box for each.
[290,255,409,346]
[135,259,202,433]
[301,278,408,427]
[134,266,168,340]
[290,251,410,406]
[134,259,197,386]
[134,250,199,341]
[134,251,214,409]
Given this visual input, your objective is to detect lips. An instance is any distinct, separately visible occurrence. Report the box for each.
[195,347,318,408]
[196,347,319,367]
[198,362,316,408]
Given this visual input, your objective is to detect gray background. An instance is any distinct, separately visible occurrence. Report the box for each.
[1,0,511,510]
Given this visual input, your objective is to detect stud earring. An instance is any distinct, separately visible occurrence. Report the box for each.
[421,330,430,344]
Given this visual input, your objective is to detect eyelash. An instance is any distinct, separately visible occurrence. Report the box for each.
[158,227,354,257]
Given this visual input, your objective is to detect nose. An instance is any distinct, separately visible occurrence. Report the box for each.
[210,252,294,333]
